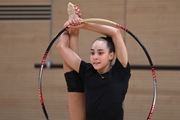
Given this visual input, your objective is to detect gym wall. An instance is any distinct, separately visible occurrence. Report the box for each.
[0,0,179,119]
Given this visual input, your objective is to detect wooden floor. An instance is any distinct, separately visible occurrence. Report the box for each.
[0,0,180,120]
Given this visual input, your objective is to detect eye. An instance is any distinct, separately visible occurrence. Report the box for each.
[90,51,95,55]
[98,52,104,55]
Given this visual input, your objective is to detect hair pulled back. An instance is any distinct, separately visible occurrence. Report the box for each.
[94,36,115,53]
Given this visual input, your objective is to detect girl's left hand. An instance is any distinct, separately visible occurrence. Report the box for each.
[68,18,85,29]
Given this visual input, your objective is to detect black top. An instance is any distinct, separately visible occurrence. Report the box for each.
[79,59,131,120]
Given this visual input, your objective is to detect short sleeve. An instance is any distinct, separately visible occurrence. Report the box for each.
[79,60,86,79]
[79,60,92,80]
[113,58,131,77]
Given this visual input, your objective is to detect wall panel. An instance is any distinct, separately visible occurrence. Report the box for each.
[126,0,180,65]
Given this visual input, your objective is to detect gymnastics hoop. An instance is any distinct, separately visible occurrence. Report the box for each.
[38,18,157,120]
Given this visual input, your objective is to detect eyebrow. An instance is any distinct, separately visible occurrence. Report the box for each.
[90,49,104,51]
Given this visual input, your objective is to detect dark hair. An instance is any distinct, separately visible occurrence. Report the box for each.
[95,36,115,53]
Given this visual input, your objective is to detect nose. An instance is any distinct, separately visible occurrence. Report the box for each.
[93,54,98,60]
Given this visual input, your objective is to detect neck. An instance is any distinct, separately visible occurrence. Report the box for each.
[97,64,112,74]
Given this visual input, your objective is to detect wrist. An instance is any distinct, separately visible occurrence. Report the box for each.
[82,22,90,30]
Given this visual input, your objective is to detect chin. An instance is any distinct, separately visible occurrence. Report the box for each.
[93,66,98,70]
[93,65,100,70]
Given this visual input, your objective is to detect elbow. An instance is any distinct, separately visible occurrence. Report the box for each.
[56,41,67,57]
[56,40,66,53]
[110,29,121,40]
[56,34,69,51]
[114,28,121,36]
[111,28,121,38]
[56,42,68,54]
[56,41,63,51]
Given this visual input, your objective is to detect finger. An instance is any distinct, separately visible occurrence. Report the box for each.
[73,19,79,26]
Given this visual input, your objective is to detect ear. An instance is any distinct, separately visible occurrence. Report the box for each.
[109,52,115,61]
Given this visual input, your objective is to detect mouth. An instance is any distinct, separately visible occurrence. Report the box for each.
[93,62,100,65]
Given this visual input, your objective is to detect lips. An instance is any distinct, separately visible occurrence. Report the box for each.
[93,62,100,65]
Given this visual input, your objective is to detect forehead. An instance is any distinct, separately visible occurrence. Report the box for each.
[91,40,108,50]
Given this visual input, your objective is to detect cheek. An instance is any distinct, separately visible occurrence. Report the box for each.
[100,55,110,62]
[90,55,93,61]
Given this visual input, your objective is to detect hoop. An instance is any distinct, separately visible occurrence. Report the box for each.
[38,18,157,120]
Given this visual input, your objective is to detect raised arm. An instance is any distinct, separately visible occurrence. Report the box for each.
[56,31,82,73]
[72,20,129,67]
[57,19,129,74]
[96,24,128,68]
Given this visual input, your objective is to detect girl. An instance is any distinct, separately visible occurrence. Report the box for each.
[57,17,131,120]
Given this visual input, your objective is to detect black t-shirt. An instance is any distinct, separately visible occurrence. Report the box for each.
[79,58,131,120]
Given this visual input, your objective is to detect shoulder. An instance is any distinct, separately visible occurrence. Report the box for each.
[80,60,92,69]
[111,59,131,84]
[113,58,131,74]
[79,60,94,74]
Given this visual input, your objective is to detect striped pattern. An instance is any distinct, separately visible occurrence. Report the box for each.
[0,5,51,20]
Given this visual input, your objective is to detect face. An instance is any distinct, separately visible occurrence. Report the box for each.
[90,40,114,73]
